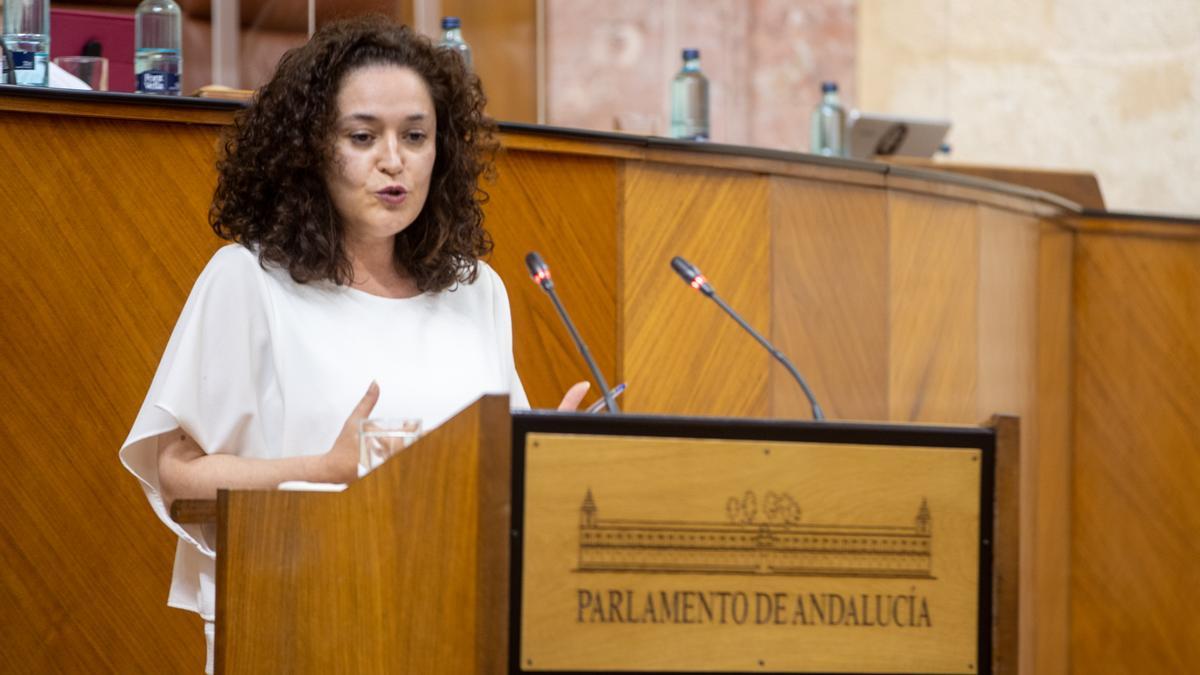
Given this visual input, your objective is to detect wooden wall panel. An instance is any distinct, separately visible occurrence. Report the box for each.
[0,112,222,671]
[484,149,619,409]
[977,207,1038,422]
[888,157,1104,210]
[1033,223,1073,675]
[887,193,979,423]
[14,92,1200,675]
[769,178,889,421]
[1071,229,1200,673]
[976,206,1040,675]
[622,162,770,417]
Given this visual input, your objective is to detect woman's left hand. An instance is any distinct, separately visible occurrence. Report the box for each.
[557,381,591,411]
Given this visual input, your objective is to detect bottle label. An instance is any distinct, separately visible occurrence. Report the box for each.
[12,51,36,71]
[137,70,181,95]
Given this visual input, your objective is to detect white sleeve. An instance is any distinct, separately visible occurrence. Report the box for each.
[118,245,277,558]
[486,263,530,410]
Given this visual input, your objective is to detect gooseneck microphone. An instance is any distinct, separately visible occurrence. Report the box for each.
[670,256,825,421]
[525,252,620,413]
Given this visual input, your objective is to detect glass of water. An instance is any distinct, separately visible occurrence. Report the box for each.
[53,56,109,91]
[358,418,421,472]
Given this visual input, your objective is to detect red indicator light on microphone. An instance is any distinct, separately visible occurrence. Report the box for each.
[534,269,551,284]
[690,274,707,290]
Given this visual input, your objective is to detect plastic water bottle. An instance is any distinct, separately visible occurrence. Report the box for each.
[810,81,847,157]
[437,16,471,70]
[3,0,50,87]
[670,49,709,141]
[135,0,182,95]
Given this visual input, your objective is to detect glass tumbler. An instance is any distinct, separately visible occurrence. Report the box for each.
[358,418,421,472]
[53,56,109,91]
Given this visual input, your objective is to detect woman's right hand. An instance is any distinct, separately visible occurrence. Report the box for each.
[157,380,382,504]
[317,381,380,484]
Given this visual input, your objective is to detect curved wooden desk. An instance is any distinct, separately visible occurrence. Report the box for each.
[2,86,1196,673]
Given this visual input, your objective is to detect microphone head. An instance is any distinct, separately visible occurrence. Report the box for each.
[670,256,713,296]
[525,251,553,290]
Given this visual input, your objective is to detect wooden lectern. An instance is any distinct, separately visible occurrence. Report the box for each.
[176,397,1018,674]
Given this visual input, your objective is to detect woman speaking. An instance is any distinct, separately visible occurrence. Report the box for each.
[118,16,585,672]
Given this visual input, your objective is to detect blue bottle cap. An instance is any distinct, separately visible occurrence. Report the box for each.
[821,81,839,93]
[442,16,461,29]
[682,48,700,60]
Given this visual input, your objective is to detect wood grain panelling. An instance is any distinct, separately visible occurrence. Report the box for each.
[888,157,1104,210]
[0,113,222,671]
[1067,215,1200,240]
[769,178,889,421]
[988,414,1022,675]
[977,207,1038,424]
[220,397,510,673]
[888,174,1044,217]
[622,162,770,417]
[484,149,618,409]
[19,92,1200,675]
[976,206,1039,675]
[1034,222,1073,675]
[1071,230,1200,673]
[0,93,238,125]
[887,193,979,423]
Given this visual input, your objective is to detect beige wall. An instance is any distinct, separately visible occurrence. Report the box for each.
[545,0,856,149]
[858,0,1200,216]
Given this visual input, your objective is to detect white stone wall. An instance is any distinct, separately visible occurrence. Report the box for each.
[858,0,1200,215]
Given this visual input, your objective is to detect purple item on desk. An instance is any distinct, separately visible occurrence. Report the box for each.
[51,8,135,92]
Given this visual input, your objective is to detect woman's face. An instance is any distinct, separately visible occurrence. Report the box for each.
[326,64,437,249]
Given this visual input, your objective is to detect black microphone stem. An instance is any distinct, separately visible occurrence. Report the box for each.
[708,292,825,421]
[544,285,620,414]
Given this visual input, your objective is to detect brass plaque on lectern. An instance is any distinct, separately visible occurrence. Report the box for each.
[519,433,983,674]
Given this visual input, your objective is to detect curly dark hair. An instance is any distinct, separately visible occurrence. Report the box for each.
[210,16,496,292]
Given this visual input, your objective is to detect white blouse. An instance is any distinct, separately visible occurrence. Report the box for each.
[119,244,528,620]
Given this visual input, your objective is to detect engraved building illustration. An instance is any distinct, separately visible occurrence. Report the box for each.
[577,490,933,579]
